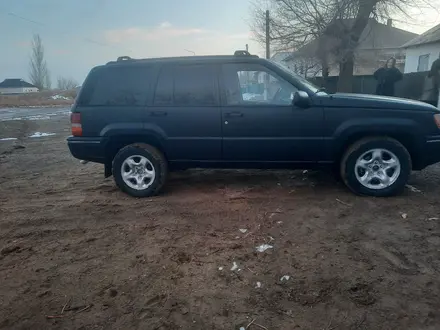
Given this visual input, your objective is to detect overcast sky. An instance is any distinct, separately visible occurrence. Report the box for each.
[0,0,439,85]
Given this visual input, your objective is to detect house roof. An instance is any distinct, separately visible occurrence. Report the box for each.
[285,19,418,61]
[0,79,37,88]
[402,23,440,48]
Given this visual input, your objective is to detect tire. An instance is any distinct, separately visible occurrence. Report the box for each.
[340,137,411,197]
[112,143,168,197]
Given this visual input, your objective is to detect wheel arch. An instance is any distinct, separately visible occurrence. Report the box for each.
[334,121,424,170]
[104,133,167,177]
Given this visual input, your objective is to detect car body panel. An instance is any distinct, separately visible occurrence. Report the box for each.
[321,93,440,111]
[221,104,325,162]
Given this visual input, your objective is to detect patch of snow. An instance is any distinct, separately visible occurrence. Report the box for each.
[218,267,223,271]
[29,132,56,138]
[302,170,308,174]
[230,261,239,271]
[428,217,439,221]
[406,184,422,193]
[27,115,51,121]
[239,228,247,233]
[255,281,262,288]
[0,138,17,141]
[240,327,246,330]
[401,213,408,219]
[256,244,273,253]
[242,93,263,101]
[277,221,283,224]
[50,94,71,100]
[280,275,290,281]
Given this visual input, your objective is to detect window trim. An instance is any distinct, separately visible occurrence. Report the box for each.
[220,63,298,108]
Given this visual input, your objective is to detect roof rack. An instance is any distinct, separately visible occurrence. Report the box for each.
[234,50,251,56]
[117,56,133,62]
[105,52,260,66]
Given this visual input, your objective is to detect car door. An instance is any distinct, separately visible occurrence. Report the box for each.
[220,63,324,163]
[149,63,222,162]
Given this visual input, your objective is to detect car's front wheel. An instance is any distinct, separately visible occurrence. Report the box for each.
[113,143,168,197]
[340,137,411,197]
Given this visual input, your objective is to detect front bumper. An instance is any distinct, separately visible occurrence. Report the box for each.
[67,136,107,164]
[423,136,440,168]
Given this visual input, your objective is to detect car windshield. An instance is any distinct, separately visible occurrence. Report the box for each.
[269,60,323,94]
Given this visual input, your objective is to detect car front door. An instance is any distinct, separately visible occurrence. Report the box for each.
[220,63,324,164]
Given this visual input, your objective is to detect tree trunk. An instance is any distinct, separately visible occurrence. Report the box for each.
[321,60,329,90]
[336,0,378,92]
[337,52,355,92]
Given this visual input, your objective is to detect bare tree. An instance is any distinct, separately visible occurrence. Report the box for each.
[45,74,52,90]
[57,76,78,90]
[28,34,51,90]
[251,0,437,92]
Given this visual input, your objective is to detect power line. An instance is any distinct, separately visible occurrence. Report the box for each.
[8,12,45,26]
[2,11,133,54]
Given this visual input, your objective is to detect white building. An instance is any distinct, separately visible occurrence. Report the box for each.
[283,19,417,78]
[402,24,440,73]
[0,79,39,94]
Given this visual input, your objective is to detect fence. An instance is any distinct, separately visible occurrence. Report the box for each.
[309,71,435,102]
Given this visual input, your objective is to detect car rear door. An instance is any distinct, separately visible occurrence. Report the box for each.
[149,63,222,162]
[220,63,324,163]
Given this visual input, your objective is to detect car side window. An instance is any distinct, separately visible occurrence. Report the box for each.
[86,66,151,106]
[222,64,297,106]
[154,66,173,105]
[153,64,218,106]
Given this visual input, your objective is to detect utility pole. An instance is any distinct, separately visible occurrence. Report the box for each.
[245,44,250,85]
[265,10,270,59]
[264,10,270,100]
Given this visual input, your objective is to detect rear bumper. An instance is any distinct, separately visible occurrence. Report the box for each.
[67,136,106,164]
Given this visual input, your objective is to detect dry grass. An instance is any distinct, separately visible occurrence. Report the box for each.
[0,90,77,108]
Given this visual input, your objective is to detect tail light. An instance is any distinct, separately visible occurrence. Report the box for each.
[71,112,82,136]
[434,114,440,129]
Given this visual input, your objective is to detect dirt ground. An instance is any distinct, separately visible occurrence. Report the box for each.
[1,116,440,330]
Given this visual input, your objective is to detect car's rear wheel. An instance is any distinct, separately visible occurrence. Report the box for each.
[340,137,411,197]
[113,143,168,197]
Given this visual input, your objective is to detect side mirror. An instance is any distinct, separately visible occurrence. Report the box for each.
[293,91,310,108]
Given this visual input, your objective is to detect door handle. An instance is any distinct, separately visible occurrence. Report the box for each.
[225,112,243,117]
[150,111,167,117]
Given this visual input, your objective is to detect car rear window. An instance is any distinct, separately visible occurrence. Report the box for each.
[77,65,152,106]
